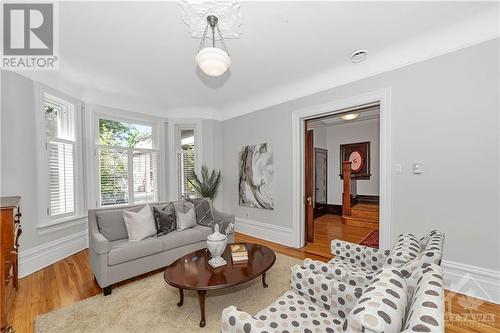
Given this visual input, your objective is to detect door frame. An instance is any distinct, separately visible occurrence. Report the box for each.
[305,129,314,242]
[291,88,392,250]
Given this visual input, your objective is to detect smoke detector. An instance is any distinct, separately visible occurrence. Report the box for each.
[350,50,368,63]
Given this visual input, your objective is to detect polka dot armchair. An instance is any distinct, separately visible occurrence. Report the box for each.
[220,264,444,332]
[321,231,445,288]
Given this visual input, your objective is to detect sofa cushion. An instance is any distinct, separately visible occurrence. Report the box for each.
[186,198,214,227]
[96,205,143,241]
[255,290,345,332]
[108,237,163,266]
[193,225,212,238]
[385,233,421,267]
[347,268,408,333]
[152,203,177,236]
[157,227,208,251]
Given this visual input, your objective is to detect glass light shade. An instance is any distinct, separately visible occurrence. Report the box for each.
[340,113,360,121]
[195,47,231,77]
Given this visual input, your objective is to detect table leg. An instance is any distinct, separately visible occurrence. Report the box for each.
[177,288,184,306]
[198,290,206,327]
[262,272,268,288]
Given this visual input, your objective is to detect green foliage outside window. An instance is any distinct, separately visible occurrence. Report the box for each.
[99,119,152,205]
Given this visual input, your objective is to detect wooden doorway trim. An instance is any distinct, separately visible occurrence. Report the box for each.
[291,88,392,249]
[304,130,314,243]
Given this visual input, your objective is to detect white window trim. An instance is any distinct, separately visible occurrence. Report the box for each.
[34,83,86,229]
[87,104,164,208]
[167,119,203,201]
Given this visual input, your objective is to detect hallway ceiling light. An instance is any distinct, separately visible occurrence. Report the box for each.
[340,113,360,121]
[195,15,231,77]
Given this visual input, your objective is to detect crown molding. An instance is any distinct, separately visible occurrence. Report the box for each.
[217,9,499,121]
[11,7,498,122]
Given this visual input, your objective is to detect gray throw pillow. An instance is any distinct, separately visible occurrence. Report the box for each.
[186,198,214,227]
[173,200,194,214]
[152,203,177,236]
[176,205,197,231]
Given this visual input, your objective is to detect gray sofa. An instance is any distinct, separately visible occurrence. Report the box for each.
[88,200,234,295]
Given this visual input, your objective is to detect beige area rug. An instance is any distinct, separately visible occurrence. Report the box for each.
[35,253,301,333]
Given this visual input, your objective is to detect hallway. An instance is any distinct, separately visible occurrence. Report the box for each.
[300,214,378,260]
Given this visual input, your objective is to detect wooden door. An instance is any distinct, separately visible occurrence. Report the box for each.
[314,148,328,216]
[305,130,314,243]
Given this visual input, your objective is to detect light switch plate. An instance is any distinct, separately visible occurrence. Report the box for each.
[413,163,422,174]
[393,163,402,174]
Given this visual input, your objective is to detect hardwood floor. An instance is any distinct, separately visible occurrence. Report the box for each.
[300,214,376,259]
[11,223,500,332]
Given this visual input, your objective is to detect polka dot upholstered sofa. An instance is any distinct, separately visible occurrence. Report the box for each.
[310,231,445,289]
[220,263,444,332]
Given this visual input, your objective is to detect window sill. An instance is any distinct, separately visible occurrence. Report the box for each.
[37,214,88,232]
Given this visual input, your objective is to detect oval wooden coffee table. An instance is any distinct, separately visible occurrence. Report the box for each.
[164,243,276,327]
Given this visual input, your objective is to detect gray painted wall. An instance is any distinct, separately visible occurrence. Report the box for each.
[222,39,500,271]
[1,71,87,251]
[202,119,224,208]
[312,127,327,149]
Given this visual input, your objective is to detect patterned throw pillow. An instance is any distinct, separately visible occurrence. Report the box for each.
[385,233,421,267]
[152,203,176,236]
[346,267,408,333]
[186,198,214,227]
[419,230,438,250]
[403,264,444,332]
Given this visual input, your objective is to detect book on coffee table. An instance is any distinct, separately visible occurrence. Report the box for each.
[230,244,248,262]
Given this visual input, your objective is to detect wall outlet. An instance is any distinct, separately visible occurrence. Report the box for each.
[245,211,250,218]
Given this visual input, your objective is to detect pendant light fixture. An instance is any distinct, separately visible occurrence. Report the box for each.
[195,15,231,77]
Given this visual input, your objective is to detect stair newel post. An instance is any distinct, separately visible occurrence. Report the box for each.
[342,161,352,217]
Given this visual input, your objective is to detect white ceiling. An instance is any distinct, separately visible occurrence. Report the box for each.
[19,1,499,120]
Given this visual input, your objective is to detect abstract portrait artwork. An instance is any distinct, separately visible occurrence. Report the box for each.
[239,143,274,209]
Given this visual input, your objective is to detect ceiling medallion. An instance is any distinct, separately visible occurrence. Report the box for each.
[179,1,242,39]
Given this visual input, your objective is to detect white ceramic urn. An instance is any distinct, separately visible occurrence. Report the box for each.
[207,224,227,268]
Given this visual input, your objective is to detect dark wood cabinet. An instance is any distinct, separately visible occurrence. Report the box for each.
[1,197,21,333]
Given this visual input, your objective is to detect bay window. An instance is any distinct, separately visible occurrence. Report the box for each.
[177,128,196,199]
[43,93,82,221]
[97,118,158,206]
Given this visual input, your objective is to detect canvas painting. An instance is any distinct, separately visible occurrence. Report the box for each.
[239,143,274,209]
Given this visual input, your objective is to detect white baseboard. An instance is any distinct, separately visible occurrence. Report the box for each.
[442,260,500,304]
[19,230,88,278]
[235,217,294,247]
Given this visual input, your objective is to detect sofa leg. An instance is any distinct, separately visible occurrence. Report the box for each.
[103,286,112,296]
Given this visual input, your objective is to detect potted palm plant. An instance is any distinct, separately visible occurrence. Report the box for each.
[188,165,221,200]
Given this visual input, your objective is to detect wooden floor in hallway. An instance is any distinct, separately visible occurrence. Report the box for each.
[299,213,377,260]
[9,229,500,333]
